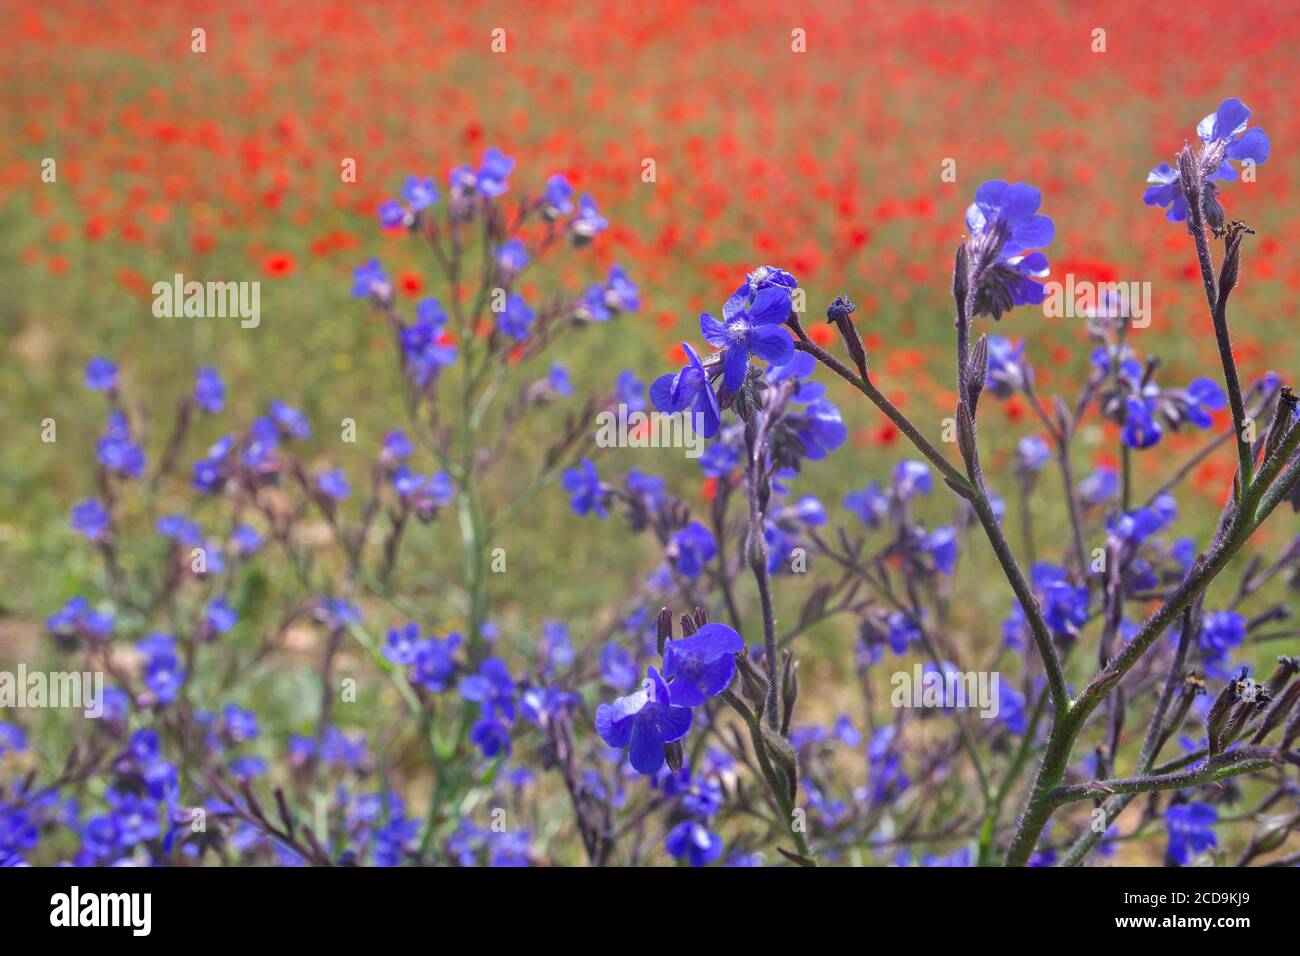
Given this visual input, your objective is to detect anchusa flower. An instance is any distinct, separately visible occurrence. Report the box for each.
[963,180,1054,320]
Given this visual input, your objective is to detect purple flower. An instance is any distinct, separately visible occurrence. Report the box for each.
[1199,610,1246,663]
[194,366,225,413]
[562,458,607,518]
[595,667,692,775]
[604,264,639,312]
[924,526,959,575]
[1017,435,1051,472]
[844,481,890,528]
[316,468,351,500]
[475,147,515,197]
[70,498,110,541]
[1145,98,1269,225]
[892,460,932,500]
[497,293,534,341]
[206,598,238,634]
[662,623,744,707]
[570,194,607,242]
[547,362,573,396]
[459,658,516,722]
[1121,396,1162,449]
[85,357,119,392]
[964,181,1054,320]
[664,821,724,867]
[496,238,530,276]
[351,259,390,301]
[97,411,146,478]
[616,370,646,412]
[666,521,716,579]
[600,643,638,690]
[700,284,795,391]
[1165,802,1217,865]
[650,342,721,439]
[541,173,574,218]
[402,175,440,211]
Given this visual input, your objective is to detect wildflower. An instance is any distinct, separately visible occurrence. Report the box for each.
[459,658,516,722]
[570,194,608,243]
[666,521,716,578]
[650,342,722,439]
[541,173,574,218]
[664,821,724,866]
[1199,610,1246,664]
[402,175,439,211]
[1165,802,1217,865]
[194,366,225,413]
[70,498,110,541]
[844,481,890,528]
[662,623,744,707]
[85,357,119,392]
[561,458,607,518]
[892,460,932,500]
[595,667,692,775]
[964,181,1054,320]
[700,285,795,391]
[497,293,534,341]
[1144,98,1269,226]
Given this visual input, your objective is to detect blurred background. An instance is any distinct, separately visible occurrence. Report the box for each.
[2,0,1299,864]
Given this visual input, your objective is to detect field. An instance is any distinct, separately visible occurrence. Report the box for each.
[2,0,1300,869]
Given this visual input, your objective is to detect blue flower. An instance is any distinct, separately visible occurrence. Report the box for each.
[662,623,744,707]
[787,398,847,460]
[1165,802,1217,865]
[844,481,890,528]
[965,181,1054,320]
[402,175,440,211]
[924,526,959,575]
[547,362,573,396]
[497,293,534,340]
[351,259,391,300]
[1078,466,1119,506]
[194,366,225,413]
[664,821,724,866]
[1199,610,1245,663]
[157,514,202,546]
[615,369,646,412]
[985,336,1030,395]
[604,264,639,312]
[496,238,529,275]
[666,521,716,579]
[570,194,607,243]
[700,284,795,391]
[1144,98,1269,224]
[595,667,692,775]
[650,342,722,439]
[316,468,351,500]
[70,498,110,541]
[542,173,573,218]
[377,199,405,228]
[469,718,512,759]
[97,411,146,478]
[1017,435,1051,472]
[268,400,311,440]
[892,460,932,500]
[85,357,119,392]
[476,148,515,197]
[459,658,516,722]
[1183,377,1227,428]
[887,611,921,654]
[205,597,238,634]
[561,458,607,518]
[600,643,638,691]
[1121,396,1162,449]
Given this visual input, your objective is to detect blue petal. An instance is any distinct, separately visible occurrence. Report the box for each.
[749,323,795,365]
[1211,98,1251,143]
[627,714,665,773]
[651,372,685,413]
[1225,127,1269,164]
[722,343,750,391]
[1004,214,1054,255]
[700,312,728,346]
[747,285,792,326]
[998,183,1043,228]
